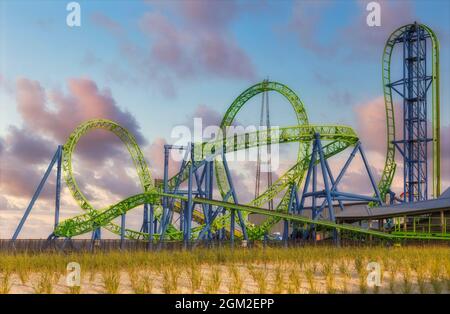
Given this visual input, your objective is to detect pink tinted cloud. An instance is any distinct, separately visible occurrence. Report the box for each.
[179,0,237,30]
[92,2,256,97]
[0,131,57,201]
[195,33,255,79]
[5,126,54,165]
[140,11,194,78]
[354,95,450,194]
[90,12,123,36]
[355,96,402,154]
[189,104,222,128]
[0,195,18,211]
[0,136,4,155]
[15,77,146,164]
[1,77,151,212]
[146,137,168,180]
[139,3,255,80]
[440,125,450,192]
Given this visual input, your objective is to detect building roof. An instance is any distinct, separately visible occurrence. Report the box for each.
[335,187,450,221]
[440,187,450,199]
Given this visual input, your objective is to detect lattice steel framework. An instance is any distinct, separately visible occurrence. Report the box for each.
[381,23,440,203]
[390,23,434,202]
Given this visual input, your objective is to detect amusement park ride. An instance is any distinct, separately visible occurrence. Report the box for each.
[9,23,450,247]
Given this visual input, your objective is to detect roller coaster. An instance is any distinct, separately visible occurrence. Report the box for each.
[9,23,449,245]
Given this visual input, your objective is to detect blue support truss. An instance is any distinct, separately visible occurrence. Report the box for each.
[297,133,382,239]
[12,145,63,241]
[159,143,249,246]
[10,134,385,246]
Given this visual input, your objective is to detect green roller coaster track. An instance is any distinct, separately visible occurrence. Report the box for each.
[55,118,359,239]
[215,81,310,239]
[379,23,440,201]
[54,80,369,240]
[52,23,443,241]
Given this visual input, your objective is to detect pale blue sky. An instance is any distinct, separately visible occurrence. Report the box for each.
[1,0,449,142]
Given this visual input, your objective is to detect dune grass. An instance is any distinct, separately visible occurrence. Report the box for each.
[0,245,448,294]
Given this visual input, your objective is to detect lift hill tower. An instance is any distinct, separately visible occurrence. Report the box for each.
[386,22,440,202]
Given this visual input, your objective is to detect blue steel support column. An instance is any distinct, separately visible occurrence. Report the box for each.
[294,185,300,213]
[323,157,344,211]
[230,207,235,245]
[142,204,149,234]
[222,152,248,241]
[179,200,184,233]
[148,204,154,247]
[194,165,205,196]
[198,165,208,242]
[283,184,296,243]
[203,161,209,239]
[228,157,235,245]
[204,161,213,241]
[208,161,214,240]
[299,140,318,212]
[334,143,360,187]
[195,162,221,243]
[120,213,126,249]
[315,133,335,222]
[91,229,97,242]
[315,152,351,216]
[91,227,101,241]
[54,145,62,229]
[185,143,194,245]
[358,143,383,204]
[311,141,318,240]
[312,154,317,218]
[12,147,60,241]
[159,145,170,243]
[315,133,338,240]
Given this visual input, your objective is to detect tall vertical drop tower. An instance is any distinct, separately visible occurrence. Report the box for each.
[380,22,440,203]
[394,23,432,201]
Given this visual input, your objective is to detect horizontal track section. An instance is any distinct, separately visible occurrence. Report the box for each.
[55,191,450,241]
